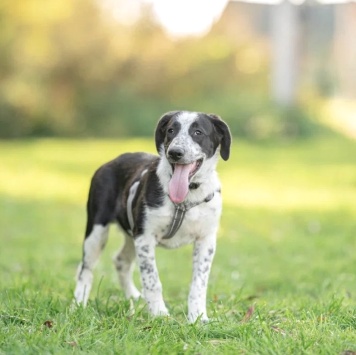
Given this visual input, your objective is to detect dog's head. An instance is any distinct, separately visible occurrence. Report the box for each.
[155,111,231,204]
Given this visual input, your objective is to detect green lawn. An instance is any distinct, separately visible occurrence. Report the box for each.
[1,135,356,354]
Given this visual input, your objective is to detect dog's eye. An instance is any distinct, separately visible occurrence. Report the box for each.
[194,130,202,136]
[167,128,174,134]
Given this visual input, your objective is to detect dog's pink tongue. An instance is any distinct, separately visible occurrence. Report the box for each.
[169,162,196,204]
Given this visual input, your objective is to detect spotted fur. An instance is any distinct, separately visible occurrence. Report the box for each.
[74,111,231,322]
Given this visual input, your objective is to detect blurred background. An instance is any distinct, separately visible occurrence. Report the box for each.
[1,0,355,140]
[1,3,356,350]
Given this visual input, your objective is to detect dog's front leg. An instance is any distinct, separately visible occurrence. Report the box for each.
[188,236,216,323]
[134,235,169,317]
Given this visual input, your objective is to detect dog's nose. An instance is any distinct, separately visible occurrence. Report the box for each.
[168,148,184,161]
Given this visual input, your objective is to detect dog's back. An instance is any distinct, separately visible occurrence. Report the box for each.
[85,152,158,235]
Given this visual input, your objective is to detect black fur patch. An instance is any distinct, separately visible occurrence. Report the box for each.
[85,152,164,238]
[163,120,181,149]
[189,114,221,159]
[155,111,180,153]
[145,162,165,209]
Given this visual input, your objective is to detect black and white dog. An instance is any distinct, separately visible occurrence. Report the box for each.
[74,111,231,322]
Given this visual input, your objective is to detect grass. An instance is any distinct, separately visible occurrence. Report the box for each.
[0,135,356,354]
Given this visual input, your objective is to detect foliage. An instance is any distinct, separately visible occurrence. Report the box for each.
[1,136,356,353]
[0,0,322,140]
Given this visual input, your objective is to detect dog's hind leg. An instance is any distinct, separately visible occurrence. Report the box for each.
[113,235,141,300]
[74,168,116,306]
[74,224,109,306]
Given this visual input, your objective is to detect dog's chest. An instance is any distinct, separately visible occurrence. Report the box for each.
[145,196,221,249]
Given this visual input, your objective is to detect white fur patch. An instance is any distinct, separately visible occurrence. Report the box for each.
[188,236,216,322]
[113,235,141,299]
[134,235,169,316]
[74,224,109,305]
[168,112,203,164]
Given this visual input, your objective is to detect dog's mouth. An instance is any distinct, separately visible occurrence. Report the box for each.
[169,158,203,177]
[168,158,203,204]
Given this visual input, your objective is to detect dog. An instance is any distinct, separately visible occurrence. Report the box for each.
[74,111,231,322]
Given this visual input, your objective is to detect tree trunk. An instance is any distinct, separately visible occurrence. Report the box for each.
[271,1,300,106]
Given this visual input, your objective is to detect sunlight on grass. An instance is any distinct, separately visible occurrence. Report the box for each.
[320,98,356,139]
[1,137,356,211]
[1,136,356,354]
[221,166,356,210]
[0,139,155,203]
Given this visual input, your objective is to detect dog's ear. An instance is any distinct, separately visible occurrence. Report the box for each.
[208,114,232,161]
[155,111,179,153]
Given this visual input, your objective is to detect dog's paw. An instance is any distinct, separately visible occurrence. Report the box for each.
[125,287,141,301]
[188,312,209,324]
[148,301,169,317]
[69,297,88,313]
[73,286,89,307]
[200,316,209,324]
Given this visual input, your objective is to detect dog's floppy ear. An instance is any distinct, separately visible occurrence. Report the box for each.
[155,111,179,153]
[208,114,232,161]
